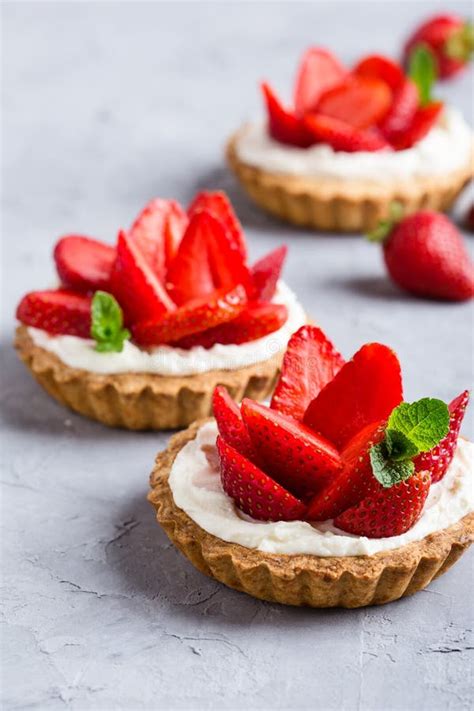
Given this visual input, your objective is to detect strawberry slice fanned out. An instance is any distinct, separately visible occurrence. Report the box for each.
[304,343,403,449]
[306,420,386,521]
[334,470,431,538]
[173,302,287,349]
[293,47,347,116]
[132,285,246,346]
[188,191,247,261]
[316,76,392,130]
[304,114,391,152]
[251,245,287,301]
[379,78,419,141]
[16,289,92,338]
[213,386,254,457]
[261,82,314,148]
[217,436,307,522]
[54,235,115,293]
[110,230,176,325]
[353,54,405,91]
[129,198,188,281]
[271,325,345,421]
[241,399,342,501]
[414,390,470,482]
[388,101,443,150]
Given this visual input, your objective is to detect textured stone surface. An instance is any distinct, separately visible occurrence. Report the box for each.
[1,2,473,709]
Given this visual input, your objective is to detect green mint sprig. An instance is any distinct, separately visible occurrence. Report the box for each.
[409,45,437,106]
[370,398,450,488]
[91,291,130,353]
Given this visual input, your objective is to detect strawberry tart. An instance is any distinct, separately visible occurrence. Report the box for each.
[14,192,306,430]
[227,47,473,232]
[149,325,474,607]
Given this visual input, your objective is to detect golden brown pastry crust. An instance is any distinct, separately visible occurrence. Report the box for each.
[148,421,474,607]
[227,128,474,232]
[14,326,283,430]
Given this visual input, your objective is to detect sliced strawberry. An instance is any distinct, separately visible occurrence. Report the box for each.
[414,390,469,483]
[241,399,342,501]
[207,225,254,299]
[188,191,247,261]
[389,101,443,150]
[132,285,246,346]
[54,235,115,293]
[379,78,419,140]
[353,54,405,91]
[166,212,217,305]
[304,343,403,449]
[16,289,92,338]
[173,302,287,349]
[293,47,347,115]
[212,386,253,457]
[316,76,392,129]
[129,199,188,281]
[261,82,313,148]
[306,421,386,521]
[217,436,307,522]
[334,470,431,538]
[304,114,391,152]
[251,245,287,301]
[271,325,345,421]
[110,230,175,325]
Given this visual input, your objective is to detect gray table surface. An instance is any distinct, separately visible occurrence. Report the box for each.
[2,2,474,709]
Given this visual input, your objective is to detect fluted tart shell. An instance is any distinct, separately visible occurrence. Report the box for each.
[149,421,474,608]
[14,326,283,430]
[227,129,474,233]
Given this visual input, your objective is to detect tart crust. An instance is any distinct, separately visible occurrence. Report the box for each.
[227,128,474,232]
[149,421,474,608]
[14,326,283,430]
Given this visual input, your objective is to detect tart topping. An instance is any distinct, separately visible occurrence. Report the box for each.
[16,192,290,350]
[213,325,468,536]
[293,47,347,115]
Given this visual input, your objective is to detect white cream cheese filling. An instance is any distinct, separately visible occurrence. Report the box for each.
[27,281,306,376]
[235,107,472,182]
[169,420,474,557]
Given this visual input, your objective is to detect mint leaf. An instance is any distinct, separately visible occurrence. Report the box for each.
[370,442,415,488]
[409,45,437,106]
[388,398,449,453]
[91,291,130,353]
[385,429,419,461]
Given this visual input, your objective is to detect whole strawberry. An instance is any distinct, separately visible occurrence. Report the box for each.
[404,14,474,79]
[369,209,474,301]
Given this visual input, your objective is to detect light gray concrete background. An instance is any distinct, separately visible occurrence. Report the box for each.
[2,1,474,709]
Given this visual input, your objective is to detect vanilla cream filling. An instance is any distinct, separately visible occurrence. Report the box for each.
[169,421,474,557]
[235,107,472,182]
[27,281,306,376]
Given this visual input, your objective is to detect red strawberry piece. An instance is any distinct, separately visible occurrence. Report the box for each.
[389,101,443,150]
[353,54,405,91]
[54,235,115,293]
[261,82,314,148]
[304,114,391,153]
[379,79,419,140]
[403,14,474,80]
[304,343,403,449]
[379,211,474,301]
[16,289,92,338]
[316,76,392,130]
[173,302,287,349]
[132,285,246,346]
[110,230,175,325]
[306,421,386,521]
[241,399,342,501]
[217,436,307,522]
[293,47,346,115]
[334,470,431,538]
[129,199,188,281]
[251,245,287,301]
[271,325,345,421]
[414,390,470,483]
[212,386,253,457]
[188,191,247,261]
